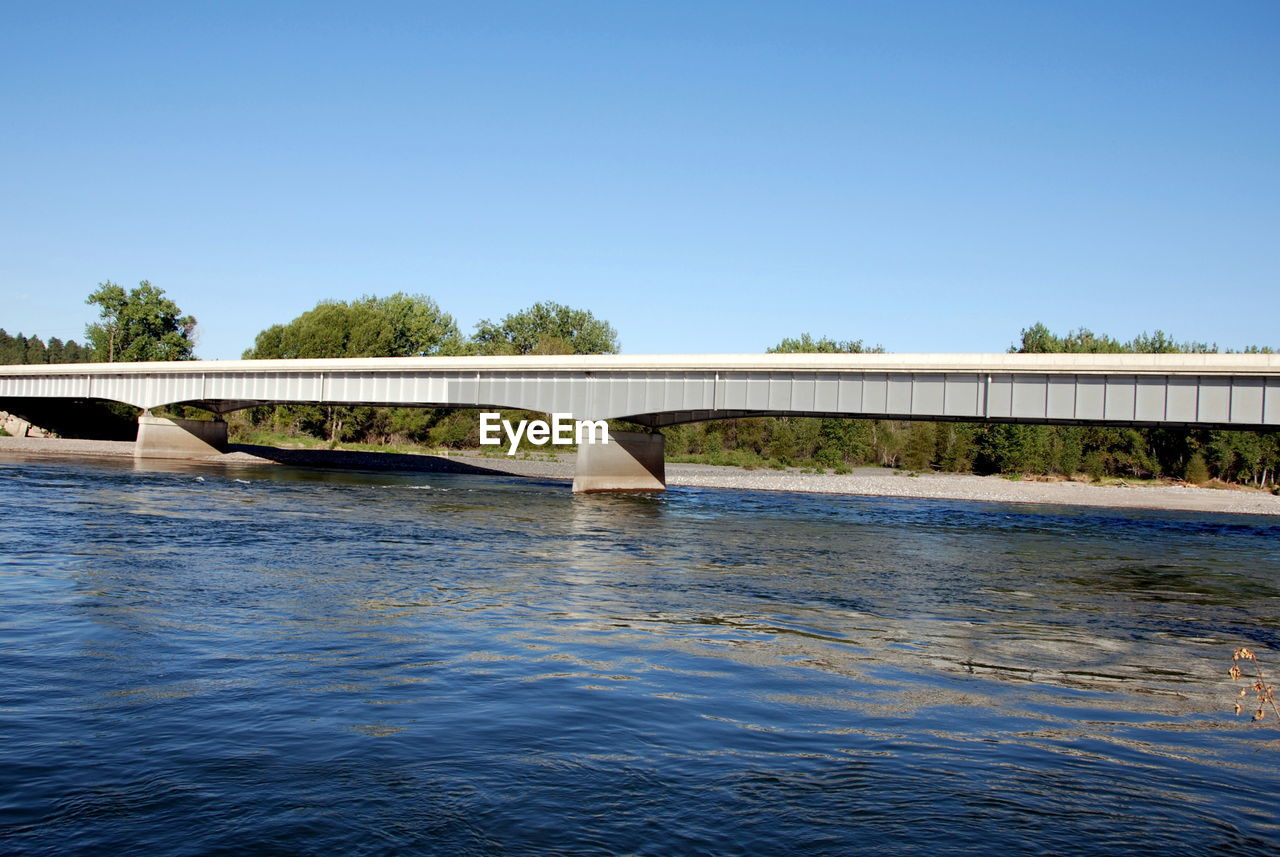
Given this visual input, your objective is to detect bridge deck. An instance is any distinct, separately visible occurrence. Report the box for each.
[2,354,1277,429]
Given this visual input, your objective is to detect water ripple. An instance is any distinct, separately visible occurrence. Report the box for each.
[1,456,1278,856]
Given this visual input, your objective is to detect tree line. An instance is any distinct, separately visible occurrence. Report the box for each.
[4,281,1277,488]
[662,325,1278,487]
[0,330,94,365]
[1,280,198,366]
[237,294,618,446]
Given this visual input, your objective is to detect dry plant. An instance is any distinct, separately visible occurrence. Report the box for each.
[1229,648,1279,723]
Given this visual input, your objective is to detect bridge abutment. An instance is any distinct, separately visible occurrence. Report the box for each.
[572,430,665,492]
[135,414,228,459]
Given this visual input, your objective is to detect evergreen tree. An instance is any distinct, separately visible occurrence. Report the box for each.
[0,329,19,364]
[24,335,47,364]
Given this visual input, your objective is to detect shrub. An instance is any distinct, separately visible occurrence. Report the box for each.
[1184,453,1210,485]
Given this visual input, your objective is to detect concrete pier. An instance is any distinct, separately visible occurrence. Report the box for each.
[572,430,665,492]
[135,415,228,459]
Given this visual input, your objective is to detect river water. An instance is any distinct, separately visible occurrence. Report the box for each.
[1,455,1278,856]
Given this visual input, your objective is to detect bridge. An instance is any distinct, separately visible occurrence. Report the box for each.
[2,353,1278,491]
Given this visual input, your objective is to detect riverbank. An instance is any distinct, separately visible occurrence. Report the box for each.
[3,435,1278,516]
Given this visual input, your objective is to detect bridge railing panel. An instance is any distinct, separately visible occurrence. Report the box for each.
[987,375,1013,419]
[1230,378,1266,425]
[1104,376,1137,422]
[767,373,793,411]
[943,374,982,418]
[1011,374,1049,420]
[1198,378,1231,423]
[886,376,912,415]
[478,374,515,410]
[814,374,838,412]
[913,375,946,415]
[1166,377,1198,423]
[835,376,862,412]
[1076,376,1106,421]
[1135,377,1168,423]
[1046,376,1077,420]
[861,374,889,414]
[789,372,818,413]
[564,375,594,416]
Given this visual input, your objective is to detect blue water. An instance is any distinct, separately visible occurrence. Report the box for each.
[2,455,1278,856]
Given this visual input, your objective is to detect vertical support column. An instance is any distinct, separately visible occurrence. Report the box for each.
[135,413,228,459]
[572,430,665,493]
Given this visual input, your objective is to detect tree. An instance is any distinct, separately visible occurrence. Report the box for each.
[242,293,465,444]
[472,301,619,355]
[0,330,19,364]
[24,335,47,364]
[0,330,92,365]
[1129,330,1216,354]
[86,280,197,362]
[1013,322,1220,355]
[768,333,882,354]
[1012,323,1124,354]
[245,293,463,359]
[762,334,885,467]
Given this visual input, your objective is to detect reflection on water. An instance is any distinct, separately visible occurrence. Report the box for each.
[1,454,1278,856]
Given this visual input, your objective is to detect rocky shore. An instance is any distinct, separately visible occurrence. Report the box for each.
[3,435,1278,516]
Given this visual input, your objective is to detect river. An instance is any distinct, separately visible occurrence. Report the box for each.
[1,455,1278,856]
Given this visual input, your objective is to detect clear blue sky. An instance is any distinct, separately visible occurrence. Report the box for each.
[2,1,1276,359]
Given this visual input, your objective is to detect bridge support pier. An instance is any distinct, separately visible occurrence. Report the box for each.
[135,414,228,459]
[572,430,665,493]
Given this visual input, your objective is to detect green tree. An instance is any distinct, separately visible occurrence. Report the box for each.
[1129,330,1216,354]
[1008,322,1280,485]
[243,293,464,444]
[768,333,883,354]
[1184,453,1210,485]
[0,330,20,364]
[765,334,885,467]
[24,335,47,364]
[934,423,978,472]
[86,280,196,362]
[245,293,463,360]
[901,422,937,471]
[1012,323,1124,354]
[63,339,91,363]
[472,301,619,355]
[1014,322,1221,356]
[0,330,92,365]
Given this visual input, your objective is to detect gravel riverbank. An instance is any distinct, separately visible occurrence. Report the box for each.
[3,435,1278,516]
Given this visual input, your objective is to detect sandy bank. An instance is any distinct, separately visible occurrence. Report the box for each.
[3,435,1278,516]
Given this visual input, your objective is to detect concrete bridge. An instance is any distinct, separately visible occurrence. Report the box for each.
[2,353,1277,491]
